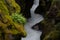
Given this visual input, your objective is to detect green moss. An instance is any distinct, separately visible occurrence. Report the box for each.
[11,13,26,24]
[0,0,27,40]
[43,23,60,40]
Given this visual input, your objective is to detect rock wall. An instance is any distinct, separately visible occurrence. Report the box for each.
[39,0,60,40]
[35,0,52,16]
[31,0,60,40]
[15,0,34,19]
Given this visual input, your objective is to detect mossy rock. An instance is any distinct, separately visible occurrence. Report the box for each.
[0,0,27,40]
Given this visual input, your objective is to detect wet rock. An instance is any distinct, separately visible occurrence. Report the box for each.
[32,0,60,40]
[15,0,34,19]
[35,0,52,16]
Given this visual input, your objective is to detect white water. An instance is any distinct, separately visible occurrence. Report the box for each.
[22,0,44,40]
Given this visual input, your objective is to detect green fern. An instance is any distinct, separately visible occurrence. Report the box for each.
[11,13,26,24]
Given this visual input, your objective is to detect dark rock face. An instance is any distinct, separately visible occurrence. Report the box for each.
[32,0,60,40]
[35,0,52,16]
[15,0,25,13]
[24,0,34,19]
[40,0,60,40]
[15,0,34,19]
[31,22,43,31]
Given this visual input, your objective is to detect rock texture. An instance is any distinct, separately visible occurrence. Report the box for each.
[35,0,52,16]
[15,0,34,19]
[32,0,60,40]
[40,0,60,40]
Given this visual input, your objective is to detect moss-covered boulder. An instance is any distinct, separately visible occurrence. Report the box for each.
[43,23,60,40]
[0,0,27,40]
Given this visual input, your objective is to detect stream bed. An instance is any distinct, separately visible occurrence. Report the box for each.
[22,0,44,40]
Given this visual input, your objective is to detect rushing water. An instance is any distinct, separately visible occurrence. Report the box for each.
[22,0,44,40]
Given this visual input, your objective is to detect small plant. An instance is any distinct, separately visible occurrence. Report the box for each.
[11,13,26,24]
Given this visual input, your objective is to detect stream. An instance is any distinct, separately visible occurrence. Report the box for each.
[22,0,44,40]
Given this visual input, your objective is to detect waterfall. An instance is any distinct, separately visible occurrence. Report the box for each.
[22,0,44,40]
[30,0,44,25]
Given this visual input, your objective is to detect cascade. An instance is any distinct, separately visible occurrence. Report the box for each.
[22,0,44,40]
